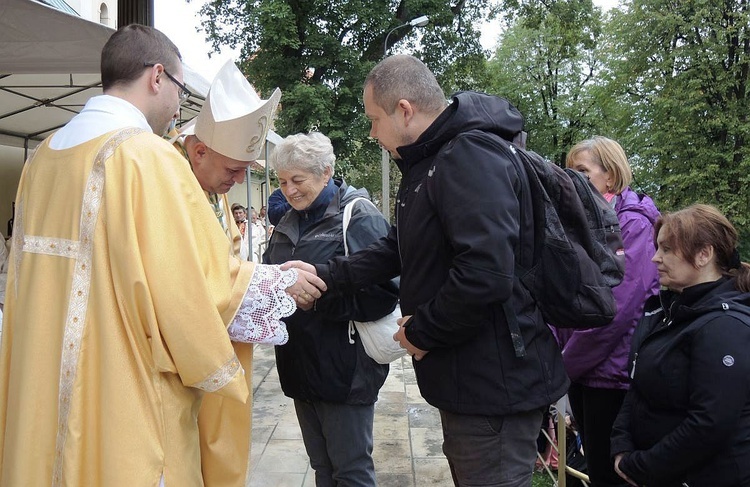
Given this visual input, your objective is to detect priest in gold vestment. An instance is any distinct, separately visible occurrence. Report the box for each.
[171,60,283,486]
[0,25,323,487]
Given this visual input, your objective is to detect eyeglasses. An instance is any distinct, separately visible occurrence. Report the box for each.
[144,63,192,103]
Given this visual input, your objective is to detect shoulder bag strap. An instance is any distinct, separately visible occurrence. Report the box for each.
[342,197,376,256]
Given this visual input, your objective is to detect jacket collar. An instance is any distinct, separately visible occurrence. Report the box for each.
[394,92,526,175]
[658,277,750,324]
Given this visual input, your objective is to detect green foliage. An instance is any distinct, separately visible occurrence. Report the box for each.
[486,0,605,165]
[198,0,750,255]
[197,0,492,201]
[532,471,555,487]
[486,0,750,254]
[605,0,750,254]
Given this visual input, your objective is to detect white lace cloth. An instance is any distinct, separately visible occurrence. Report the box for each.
[227,265,297,345]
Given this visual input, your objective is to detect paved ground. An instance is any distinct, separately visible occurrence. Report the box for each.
[248,344,454,486]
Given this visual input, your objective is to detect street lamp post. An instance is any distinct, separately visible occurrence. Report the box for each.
[380,15,429,221]
[383,15,429,55]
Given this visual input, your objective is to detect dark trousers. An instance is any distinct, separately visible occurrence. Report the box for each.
[440,407,544,487]
[568,383,630,487]
[293,399,376,487]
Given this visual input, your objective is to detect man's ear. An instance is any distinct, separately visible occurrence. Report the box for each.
[397,98,415,125]
[194,141,208,160]
[187,138,208,166]
[145,64,163,94]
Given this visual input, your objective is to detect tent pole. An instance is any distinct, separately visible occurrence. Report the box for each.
[245,167,252,261]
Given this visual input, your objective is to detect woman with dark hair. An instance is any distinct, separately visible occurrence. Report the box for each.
[611,204,750,487]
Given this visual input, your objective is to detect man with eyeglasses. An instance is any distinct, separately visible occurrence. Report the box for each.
[170,59,282,487]
[144,62,193,104]
[0,24,324,487]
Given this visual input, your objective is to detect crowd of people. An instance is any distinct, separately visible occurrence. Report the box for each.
[0,23,748,487]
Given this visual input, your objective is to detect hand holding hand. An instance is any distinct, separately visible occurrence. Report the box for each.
[393,315,428,360]
[286,268,326,309]
[281,260,317,275]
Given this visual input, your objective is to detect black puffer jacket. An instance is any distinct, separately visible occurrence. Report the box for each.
[611,277,750,487]
[318,92,568,415]
[264,180,398,405]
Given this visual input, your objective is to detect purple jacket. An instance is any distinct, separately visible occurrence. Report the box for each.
[554,187,660,390]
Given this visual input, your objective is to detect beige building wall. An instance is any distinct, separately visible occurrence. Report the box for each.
[66,0,117,27]
[226,174,271,214]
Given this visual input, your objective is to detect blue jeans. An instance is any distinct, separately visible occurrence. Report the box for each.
[294,399,376,487]
[440,407,544,487]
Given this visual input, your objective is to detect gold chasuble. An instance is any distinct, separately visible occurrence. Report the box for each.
[0,129,254,486]
[174,134,256,487]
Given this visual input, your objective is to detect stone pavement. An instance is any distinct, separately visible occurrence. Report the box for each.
[248,344,454,486]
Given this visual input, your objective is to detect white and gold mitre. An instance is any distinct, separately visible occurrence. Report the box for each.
[184,60,281,161]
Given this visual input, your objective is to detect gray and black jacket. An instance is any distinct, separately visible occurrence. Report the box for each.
[264,179,398,404]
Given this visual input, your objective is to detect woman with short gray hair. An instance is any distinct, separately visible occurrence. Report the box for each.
[270,131,336,177]
[265,132,398,486]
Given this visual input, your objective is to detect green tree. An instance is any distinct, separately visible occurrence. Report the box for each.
[197,0,492,202]
[605,0,750,250]
[486,0,605,165]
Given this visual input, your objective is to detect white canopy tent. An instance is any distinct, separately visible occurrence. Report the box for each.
[0,0,209,150]
[0,0,110,74]
[0,0,280,232]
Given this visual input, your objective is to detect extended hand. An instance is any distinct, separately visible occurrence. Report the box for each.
[286,268,326,309]
[281,260,317,275]
[393,315,428,360]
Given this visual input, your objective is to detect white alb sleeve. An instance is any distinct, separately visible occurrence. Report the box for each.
[227,265,297,345]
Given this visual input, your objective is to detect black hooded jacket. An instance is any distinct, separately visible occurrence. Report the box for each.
[611,277,750,487]
[317,91,569,415]
[264,180,398,404]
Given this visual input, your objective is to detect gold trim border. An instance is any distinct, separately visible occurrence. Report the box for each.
[22,236,80,259]
[51,128,144,486]
[191,356,242,393]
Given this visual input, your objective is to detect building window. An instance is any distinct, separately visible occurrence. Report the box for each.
[99,3,109,26]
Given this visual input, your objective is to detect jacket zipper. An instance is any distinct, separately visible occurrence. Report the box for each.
[395,185,406,269]
[664,299,677,327]
[633,298,673,378]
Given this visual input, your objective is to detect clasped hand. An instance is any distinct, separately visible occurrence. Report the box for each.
[282,260,325,310]
[393,315,429,361]
[282,261,430,359]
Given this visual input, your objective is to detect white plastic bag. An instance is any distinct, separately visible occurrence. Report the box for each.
[343,198,406,364]
[352,305,405,364]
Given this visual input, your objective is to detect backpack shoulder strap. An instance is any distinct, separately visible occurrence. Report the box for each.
[502,300,528,359]
[475,138,541,359]
[688,305,750,330]
[503,143,549,269]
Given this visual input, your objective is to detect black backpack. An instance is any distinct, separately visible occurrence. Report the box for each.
[497,136,626,357]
